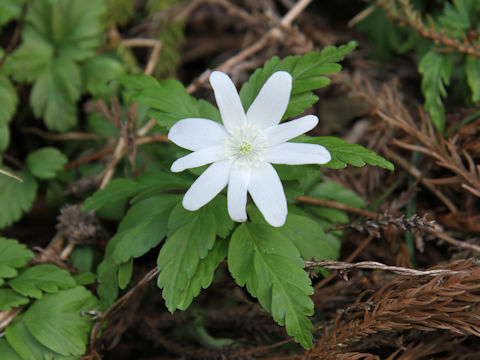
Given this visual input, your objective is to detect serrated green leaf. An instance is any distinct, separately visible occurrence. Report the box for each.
[73,272,96,285]
[176,238,228,310]
[0,289,29,310]
[0,169,38,229]
[82,54,124,98]
[283,214,339,262]
[23,286,98,357]
[26,147,68,179]
[466,55,480,102]
[26,0,106,62]
[419,51,451,133]
[30,57,81,131]
[117,258,132,290]
[228,223,314,349]
[130,171,192,203]
[105,0,135,26]
[8,264,76,298]
[0,75,18,126]
[113,194,181,264]
[240,41,357,120]
[209,195,235,238]
[119,74,221,129]
[5,321,73,360]
[157,205,216,312]
[0,237,33,284]
[301,136,394,170]
[82,178,137,211]
[0,338,22,360]
[96,256,118,309]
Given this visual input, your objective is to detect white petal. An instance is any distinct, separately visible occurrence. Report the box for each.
[227,166,250,222]
[171,146,225,172]
[248,162,287,227]
[262,115,318,146]
[183,160,230,211]
[265,143,331,165]
[168,118,228,151]
[246,71,292,129]
[209,71,246,133]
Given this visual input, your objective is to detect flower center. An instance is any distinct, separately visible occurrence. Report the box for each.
[224,124,267,167]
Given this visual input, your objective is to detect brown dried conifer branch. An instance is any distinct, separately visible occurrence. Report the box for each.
[305,259,480,359]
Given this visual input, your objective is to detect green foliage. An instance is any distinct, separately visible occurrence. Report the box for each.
[0,0,25,26]
[418,51,451,133]
[299,136,394,170]
[239,41,357,119]
[82,55,125,98]
[104,0,135,26]
[0,289,29,310]
[0,169,38,229]
[356,1,480,132]
[155,20,184,77]
[119,74,221,129]
[0,238,33,285]
[21,286,97,357]
[8,264,76,298]
[0,75,18,126]
[10,0,108,131]
[228,223,314,349]
[157,204,217,311]
[112,194,181,264]
[0,338,22,360]
[5,322,72,360]
[25,147,68,179]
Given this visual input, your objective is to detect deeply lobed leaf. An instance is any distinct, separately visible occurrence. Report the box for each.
[228,223,314,349]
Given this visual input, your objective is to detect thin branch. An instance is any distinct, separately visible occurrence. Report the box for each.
[296,196,378,218]
[306,260,470,277]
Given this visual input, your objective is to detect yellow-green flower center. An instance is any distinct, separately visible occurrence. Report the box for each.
[224,124,267,167]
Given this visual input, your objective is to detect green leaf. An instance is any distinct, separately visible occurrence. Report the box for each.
[97,256,118,309]
[82,178,137,211]
[228,223,314,349]
[0,338,22,360]
[240,41,357,120]
[0,0,26,26]
[0,168,38,229]
[117,258,132,290]
[0,75,18,126]
[5,321,73,360]
[301,136,394,170]
[119,74,221,129]
[157,205,216,312]
[418,51,451,133]
[112,194,181,264]
[0,289,29,310]
[0,122,10,152]
[283,214,339,261]
[82,54,124,98]
[23,286,98,357]
[309,181,366,208]
[466,55,480,102]
[26,147,68,179]
[209,195,235,238]
[30,57,81,131]
[176,238,228,310]
[0,237,33,284]
[73,272,96,285]
[8,264,76,298]
[24,0,106,62]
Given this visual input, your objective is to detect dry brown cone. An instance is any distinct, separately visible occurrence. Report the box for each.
[304,258,480,359]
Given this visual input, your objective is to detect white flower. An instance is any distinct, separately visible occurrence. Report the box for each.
[168,71,331,227]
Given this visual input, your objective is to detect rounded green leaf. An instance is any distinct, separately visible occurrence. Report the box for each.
[26,147,68,179]
[23,286,98,356]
